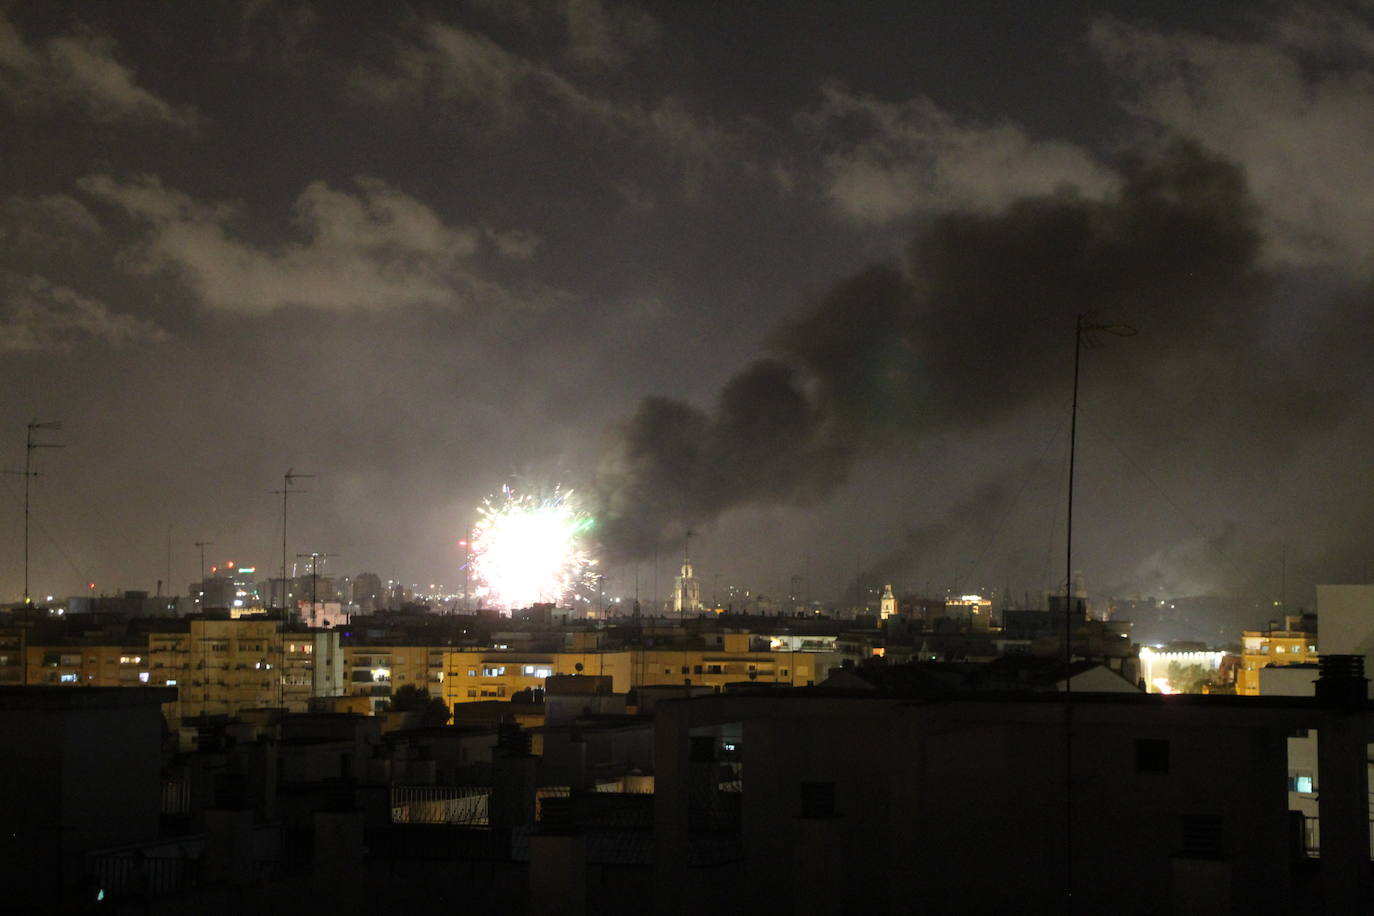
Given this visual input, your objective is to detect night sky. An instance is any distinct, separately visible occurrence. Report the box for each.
[2,1,1371,612]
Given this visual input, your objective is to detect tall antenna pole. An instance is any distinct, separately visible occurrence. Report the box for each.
[164,524,173,601]
[193,541,213,610]
[270,468,312,613]
[1280,543,1287,622]
[5,421,63,604]
[1064,313,1135,912]
[192,539,212,717]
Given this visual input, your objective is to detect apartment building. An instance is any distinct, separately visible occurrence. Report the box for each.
[343,644,445,711]
[1236,614,1319,695]
[24,644,149,687]
[441,633,842,710]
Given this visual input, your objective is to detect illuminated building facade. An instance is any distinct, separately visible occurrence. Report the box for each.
[343,644,445,711]
[441,633,842,712]
[1236,615,1319,696]
[673,555,701,615]
[24,644,149,687]
[879,584,896,620]
[149,617,282,723]
[944,594,993,629]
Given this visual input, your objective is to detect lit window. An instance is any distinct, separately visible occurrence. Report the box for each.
[59,673,77,683]
[1276,646,1285,654]
[468,668,477,677]
[166,679,177,686]
[1289,775,1314,793]
[138,672,149,683]
[482,665,505,677]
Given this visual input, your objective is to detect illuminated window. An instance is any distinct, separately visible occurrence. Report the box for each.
[483,665,505,677]
[166,679,177,686]
[59,673,77,683]
[138,672,150,683]
[468,668,477,677]
[521,665,553,678]
[1275,646,1285,654]
[1288,774,1314,793]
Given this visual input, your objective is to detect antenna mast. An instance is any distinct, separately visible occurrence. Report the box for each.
[269,468,313,613]
[4,421,63,604]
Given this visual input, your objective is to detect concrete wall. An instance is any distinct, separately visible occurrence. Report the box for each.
[656,694,1306,915]
[0,687,173,911]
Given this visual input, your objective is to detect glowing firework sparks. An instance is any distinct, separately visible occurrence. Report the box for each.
[470,485,596,611]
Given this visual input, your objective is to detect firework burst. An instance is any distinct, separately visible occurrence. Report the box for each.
[470,484,596,611]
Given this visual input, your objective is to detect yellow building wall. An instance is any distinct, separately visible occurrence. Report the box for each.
[1236,630,1319,696]
[152,618,283,724]
[25,645,146,687]
[441,647,839,711]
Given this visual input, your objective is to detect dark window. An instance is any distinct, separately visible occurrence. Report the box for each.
[693,665,703,674]
[1135,738,1170,773]
[800,781,836,818]
[1179,814,1225,859]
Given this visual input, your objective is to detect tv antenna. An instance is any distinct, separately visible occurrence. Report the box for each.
[269,468,313,612]
[4,421,63,604]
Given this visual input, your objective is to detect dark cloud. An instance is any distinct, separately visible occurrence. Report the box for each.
[594,142,1273,565]
[3,4,1373,614]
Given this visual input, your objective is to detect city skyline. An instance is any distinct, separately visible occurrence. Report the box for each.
[4,3,1374,610]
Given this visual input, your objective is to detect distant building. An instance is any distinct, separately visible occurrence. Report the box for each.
[1236,614,1319,696]
[199,561,263,610]
[673,554,700,615]
[354,572,384,612]
[879,584,896,620]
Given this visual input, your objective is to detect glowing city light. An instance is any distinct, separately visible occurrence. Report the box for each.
[470,484,596,611]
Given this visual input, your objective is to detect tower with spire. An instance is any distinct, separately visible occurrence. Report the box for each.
[674,530,701,615]
[880,583,896,620]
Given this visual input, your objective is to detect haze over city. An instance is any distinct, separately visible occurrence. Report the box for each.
[4,1,1373,618]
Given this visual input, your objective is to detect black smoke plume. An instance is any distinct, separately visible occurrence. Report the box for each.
[593,141,1268,562]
